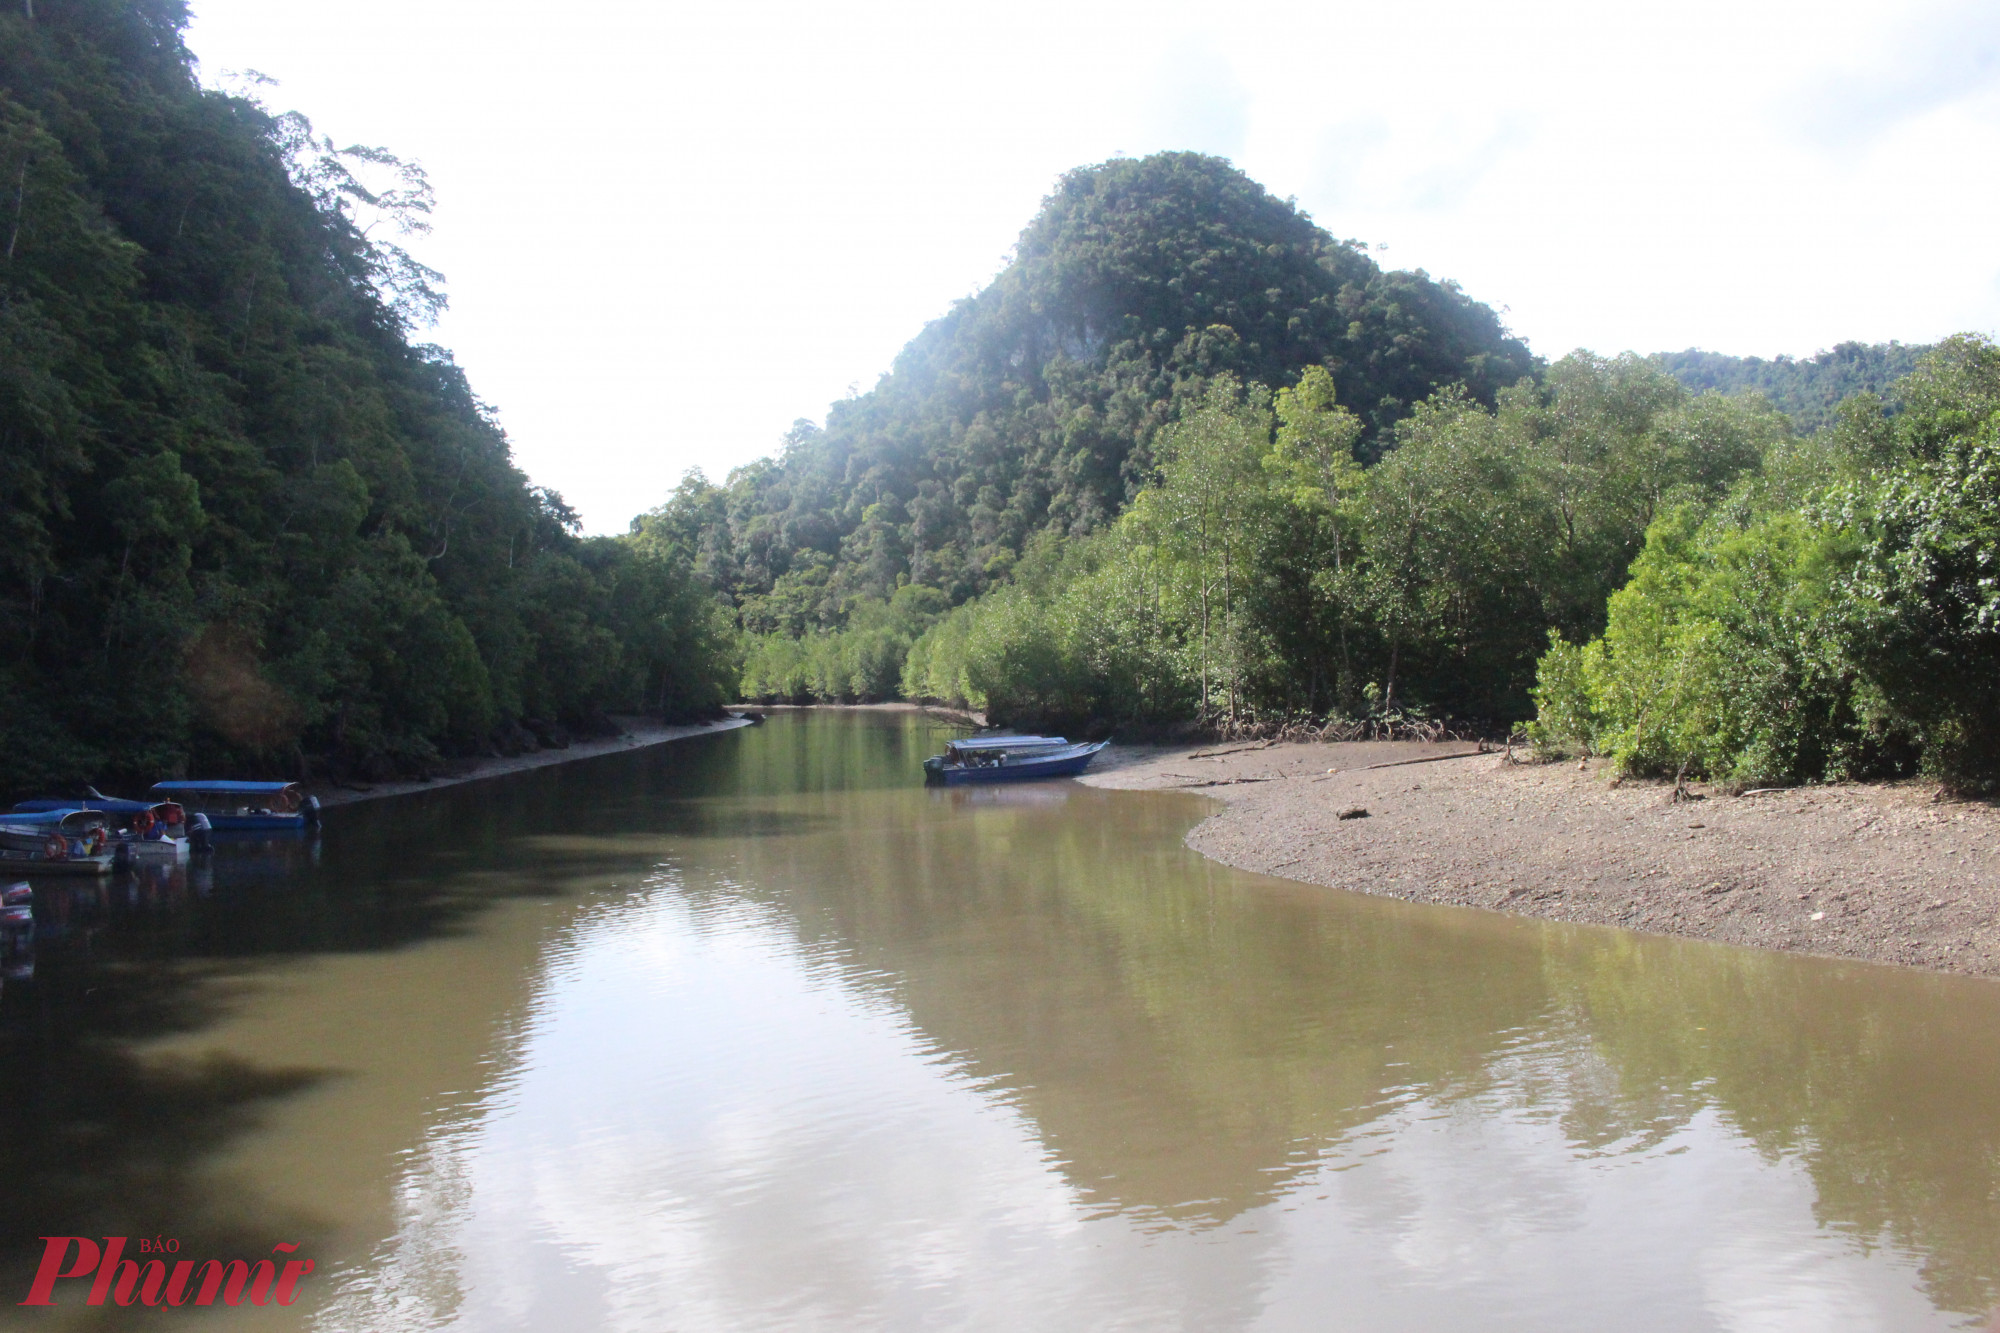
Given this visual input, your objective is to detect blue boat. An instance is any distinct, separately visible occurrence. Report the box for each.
[12,791,198,859]
[0,809,118,875]
[149,781,321,832]
[923,735,1109,785]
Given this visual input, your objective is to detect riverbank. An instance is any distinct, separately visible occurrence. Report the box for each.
[313,716,753,808]
[1083,740,2000,979]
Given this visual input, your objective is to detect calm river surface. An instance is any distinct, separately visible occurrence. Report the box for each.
[5,710,2000,1330]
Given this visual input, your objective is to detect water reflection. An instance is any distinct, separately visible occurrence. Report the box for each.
[4,712,1998,1330]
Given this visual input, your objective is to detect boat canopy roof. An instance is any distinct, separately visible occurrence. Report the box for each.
[13,796,172,815]
[151,780,299,794]
[0,809,111,832]
[945,735,1069,751]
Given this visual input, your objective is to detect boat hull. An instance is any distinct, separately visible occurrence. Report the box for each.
[202,813,307,831]
[121,835,191,860]
[925,742,1108,785]
[0,847,116,875]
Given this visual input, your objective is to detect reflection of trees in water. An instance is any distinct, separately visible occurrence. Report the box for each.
[0,742,703,1311]
[0,864,335,1305]
[1544,939,2000,1319]
[0,717,804,1308]
[708,757,2000,1318]
[6,709,1998,1321]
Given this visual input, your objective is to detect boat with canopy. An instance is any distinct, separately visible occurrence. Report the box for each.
[0,809,118,874]
[922,734,1109,785]
[148,781,320,832]
[11,790,196,859]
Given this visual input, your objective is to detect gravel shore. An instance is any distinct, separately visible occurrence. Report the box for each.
[1083,740,2000,979]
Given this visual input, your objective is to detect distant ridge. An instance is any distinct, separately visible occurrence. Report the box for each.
[644,152,1535,625]
[1652,342,1932,434]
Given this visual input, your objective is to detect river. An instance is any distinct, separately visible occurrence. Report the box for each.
[3,709,1998,1330]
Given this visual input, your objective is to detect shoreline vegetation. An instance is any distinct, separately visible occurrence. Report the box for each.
[1,4,736,802]
[382,701,2000,983]
[10,7,1995,983]
[671,154,1993,806]
[270,695,1995,982]
[311,714,754,809]
[1083,739,2000,981]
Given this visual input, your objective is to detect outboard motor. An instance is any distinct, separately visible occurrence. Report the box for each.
[188,812,213,855]
[302,795,322,829]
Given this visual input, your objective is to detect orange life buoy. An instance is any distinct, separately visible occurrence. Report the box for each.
[42,834,66,861]
[89,828,106,854]
[133,809,155,836]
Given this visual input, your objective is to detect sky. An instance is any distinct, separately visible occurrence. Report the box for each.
[181,0,2000,533]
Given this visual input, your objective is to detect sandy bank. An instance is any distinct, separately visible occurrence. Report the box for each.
[1083,740,2000,979]
[313,716,753,809]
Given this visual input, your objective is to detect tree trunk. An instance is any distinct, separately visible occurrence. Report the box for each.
[1222,542,1234,724]
[5,156,27,263]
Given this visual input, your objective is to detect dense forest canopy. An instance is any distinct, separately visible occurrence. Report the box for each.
[0,0,733,797]
[1653,342,1931,435]
[895,355,1790,729]
[1537,335,2000,792]
[7,2,1989,798]
[701,155,1990,774]
[641,153,1537,629]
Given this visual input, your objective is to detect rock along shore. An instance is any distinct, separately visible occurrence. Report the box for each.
[1082,740,2000,979]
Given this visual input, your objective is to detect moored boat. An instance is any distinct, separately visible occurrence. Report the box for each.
[11,793,196,859]
[0,809,118,874]
[922,734,1109,785]
[148,781,320,832]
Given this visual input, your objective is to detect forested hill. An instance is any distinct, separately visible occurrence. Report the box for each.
[642,153,1535,631]
[0,0,731,796]
[1653,342,1931,434]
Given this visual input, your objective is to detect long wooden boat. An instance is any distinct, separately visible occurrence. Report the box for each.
[149,781,320,832]
[923,735,1109,785]
[0,810,118,875]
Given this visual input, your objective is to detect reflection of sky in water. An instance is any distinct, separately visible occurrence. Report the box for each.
[315,871,1951,1333]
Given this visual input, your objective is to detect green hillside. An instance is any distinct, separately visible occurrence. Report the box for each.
[1653,342,1931,434]
[640,153,1536,632]
[0,0,732,796]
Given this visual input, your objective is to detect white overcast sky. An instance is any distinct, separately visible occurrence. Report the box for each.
[183,0,2000,533]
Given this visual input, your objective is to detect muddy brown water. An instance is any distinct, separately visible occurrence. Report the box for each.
[4,710,2000,1330]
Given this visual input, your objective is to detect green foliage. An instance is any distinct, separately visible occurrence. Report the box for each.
[0,1,733,795]
[1566,507,1864,785]
[644,152,1535,631]
[739,584,947,703]
[915,353,1788,733]
[1535,336,2000,791]
[1838,338,2000,787]
[1653,342,1932,435]
[1525,632,1593,757]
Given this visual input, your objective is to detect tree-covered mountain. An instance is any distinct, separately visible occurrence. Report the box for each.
[641,153,1536,632]
[1653,342,1931,435]
[0,0,732,796]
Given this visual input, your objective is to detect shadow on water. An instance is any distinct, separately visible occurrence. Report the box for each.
[0,723,768,1307]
